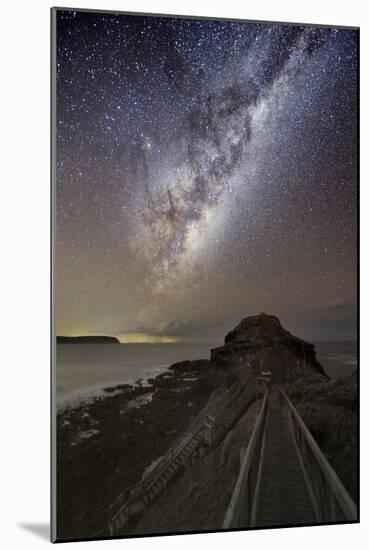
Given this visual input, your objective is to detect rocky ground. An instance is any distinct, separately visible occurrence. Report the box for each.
[126,399,262,536]
[56,359,219,540]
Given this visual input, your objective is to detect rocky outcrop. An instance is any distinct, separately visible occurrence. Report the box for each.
[210,313,327,381]
[169,359,210,374]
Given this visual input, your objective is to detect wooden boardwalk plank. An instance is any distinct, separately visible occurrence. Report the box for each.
[254,395,317,527]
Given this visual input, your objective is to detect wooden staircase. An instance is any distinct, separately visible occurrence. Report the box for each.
[143,432,203,506]
[213,382,256,442]
[109,375,257,534]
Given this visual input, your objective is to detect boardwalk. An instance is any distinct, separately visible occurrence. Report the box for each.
[110,377,357,535]
[223,384,357,529]
[253,394,316,526]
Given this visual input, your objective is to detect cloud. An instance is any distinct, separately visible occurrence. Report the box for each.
[89,319,200,339]
[154,319,199,337]
[127,319,199,339]
[284,300,357,341]
[304,300,356,319]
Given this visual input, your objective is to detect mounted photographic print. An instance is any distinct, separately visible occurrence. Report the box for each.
[51,7,359,542]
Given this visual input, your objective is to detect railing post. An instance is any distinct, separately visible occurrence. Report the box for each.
[223,385,269,529]
[281,389,357,523]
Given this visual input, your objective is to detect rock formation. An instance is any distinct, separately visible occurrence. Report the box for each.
[210,313,327,380]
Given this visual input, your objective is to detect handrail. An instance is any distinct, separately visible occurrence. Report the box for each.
[109,372,256,534]
[212,374,252,425]
[108,412,214,533]
[223,385,269,528]
[143,414,207,490]
[213,375,255,440]
[114,376,254,513]
[280,390,357,522]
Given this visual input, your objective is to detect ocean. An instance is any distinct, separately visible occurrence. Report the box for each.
[314,341,357,378]
[56,340,357,407]
[56,342,214,407]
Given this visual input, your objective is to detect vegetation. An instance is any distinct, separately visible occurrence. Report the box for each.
[285,370,358,502]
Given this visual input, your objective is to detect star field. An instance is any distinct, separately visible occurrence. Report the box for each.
[56,10,358,343]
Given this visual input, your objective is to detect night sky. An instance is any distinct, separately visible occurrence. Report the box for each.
[56,10,358,343]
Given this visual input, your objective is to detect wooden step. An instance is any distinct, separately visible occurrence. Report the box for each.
[254,397,317,527]
[162,471,171,482]
[153,481,162,493]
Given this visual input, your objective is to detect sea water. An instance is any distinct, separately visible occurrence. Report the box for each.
[56,340,357,408]
[314,341,357,378]
[56,342,214,407]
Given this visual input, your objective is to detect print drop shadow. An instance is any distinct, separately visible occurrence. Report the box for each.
[18,523,49,541]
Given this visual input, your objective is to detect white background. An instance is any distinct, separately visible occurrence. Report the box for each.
[1,0,367,548]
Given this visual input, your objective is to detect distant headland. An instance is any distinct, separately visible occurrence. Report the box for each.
[57,336,120,344]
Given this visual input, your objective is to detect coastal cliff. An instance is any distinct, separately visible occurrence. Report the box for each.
[57,336,120,344]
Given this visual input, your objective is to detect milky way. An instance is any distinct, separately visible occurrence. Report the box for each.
[55,10,358,343]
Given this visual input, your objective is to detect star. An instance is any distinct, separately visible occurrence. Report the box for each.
[55,9,358,343]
